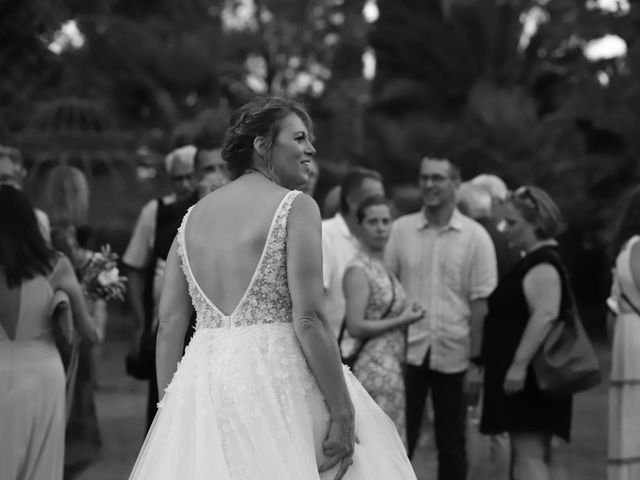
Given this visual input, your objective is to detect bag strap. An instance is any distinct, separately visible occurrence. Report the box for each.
[338,270,396,348]
[538,247,578,322]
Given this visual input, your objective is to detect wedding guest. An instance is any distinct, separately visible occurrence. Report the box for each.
[343,195,424,444]
[457,182,517,279]
[386,156,497,480]
[322,168,385,339]
[480,185,572,480]
[457,181,513,480]
[43,166,103,479]
[0,185,97,480]
[323,184,342,219]
[607,185,640,480]
[123,145,197,430]
[0,144,51,241]
[194,140,229,179]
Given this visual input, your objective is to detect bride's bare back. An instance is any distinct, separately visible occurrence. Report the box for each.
[183,174,290,316]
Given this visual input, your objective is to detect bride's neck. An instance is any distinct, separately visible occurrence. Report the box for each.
[243,166,278,184]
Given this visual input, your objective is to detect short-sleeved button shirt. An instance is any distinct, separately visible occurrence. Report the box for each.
[386,208,497,372]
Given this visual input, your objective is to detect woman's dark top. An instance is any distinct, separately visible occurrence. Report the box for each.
[480,245,572,441]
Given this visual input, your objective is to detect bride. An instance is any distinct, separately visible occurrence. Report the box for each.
[128,96,416,480]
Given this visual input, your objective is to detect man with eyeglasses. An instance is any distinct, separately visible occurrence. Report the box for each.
[123,145,197,430]
[0,144,51,242]
[386,156,497,480]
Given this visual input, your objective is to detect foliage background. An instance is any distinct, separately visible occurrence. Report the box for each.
[2,0,639,324]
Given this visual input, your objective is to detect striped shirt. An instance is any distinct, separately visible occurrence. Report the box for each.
[386,209,497,372]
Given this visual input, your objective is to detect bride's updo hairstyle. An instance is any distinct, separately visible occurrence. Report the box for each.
[221,96,313,180]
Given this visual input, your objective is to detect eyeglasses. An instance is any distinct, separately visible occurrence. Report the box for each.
[510,186,539,211]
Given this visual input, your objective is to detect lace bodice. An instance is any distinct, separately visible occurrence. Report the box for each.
[177,190,301,330]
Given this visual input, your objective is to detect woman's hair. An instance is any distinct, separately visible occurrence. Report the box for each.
[611,185,640,258]
[221,96,313,180]
[43,166,90,227]
[356,194,391,223]
[509,185,564,240]
[0,186,56,288]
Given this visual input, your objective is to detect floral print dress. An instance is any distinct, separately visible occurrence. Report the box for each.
[348,253,408,446]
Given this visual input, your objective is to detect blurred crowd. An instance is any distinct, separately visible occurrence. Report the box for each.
[1,127,640,480]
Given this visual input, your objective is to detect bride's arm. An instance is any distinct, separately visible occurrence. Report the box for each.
[287,194,355,479]
[156,239,193,397]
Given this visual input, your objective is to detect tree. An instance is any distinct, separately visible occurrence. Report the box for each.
[367,0,640,241]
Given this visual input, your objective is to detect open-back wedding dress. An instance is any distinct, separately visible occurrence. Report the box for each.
[128,190,416,479]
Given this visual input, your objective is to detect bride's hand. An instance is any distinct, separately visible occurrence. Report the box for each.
[319,410,356,480]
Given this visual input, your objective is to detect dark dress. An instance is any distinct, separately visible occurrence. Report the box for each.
[480,245,572,441]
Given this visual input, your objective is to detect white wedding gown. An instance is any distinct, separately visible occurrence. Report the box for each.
[128,190,417,479]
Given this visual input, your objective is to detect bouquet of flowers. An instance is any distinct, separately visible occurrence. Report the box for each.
[78,244,127,302]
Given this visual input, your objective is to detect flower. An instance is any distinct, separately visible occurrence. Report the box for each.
[97,267,120,286]
[79,244,127,302]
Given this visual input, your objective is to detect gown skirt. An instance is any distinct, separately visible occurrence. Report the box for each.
[128,324,416,480]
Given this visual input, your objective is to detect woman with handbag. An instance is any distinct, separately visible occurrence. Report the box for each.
[342,195,425,445]
[607,185,640,480]
[480,186,573,480]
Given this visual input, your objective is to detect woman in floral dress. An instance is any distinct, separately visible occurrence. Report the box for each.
[343,195,425,444]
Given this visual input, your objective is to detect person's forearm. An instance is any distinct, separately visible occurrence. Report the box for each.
[126,269,146,331]
[156,318,189,397]
[469,298,488,358]
[511,313,555,369]
[347,315,408,338]
[294,313,354,419]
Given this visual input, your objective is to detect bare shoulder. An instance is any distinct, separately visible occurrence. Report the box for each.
[524,262,561,288]
[628,238,640,289]
[344,263,367,285]
[50,253,74,284]
[629,237,640,263]
[290,192,321,223]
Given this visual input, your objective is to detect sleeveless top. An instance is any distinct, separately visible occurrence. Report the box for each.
[177,190,301,330]
[483,244,572,369]
[481,244,573,440]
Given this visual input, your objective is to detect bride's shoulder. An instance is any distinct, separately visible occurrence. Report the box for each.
[290,192,320,217]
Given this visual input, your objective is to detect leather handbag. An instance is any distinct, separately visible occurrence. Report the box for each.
[532,262,601,397]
